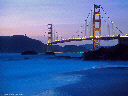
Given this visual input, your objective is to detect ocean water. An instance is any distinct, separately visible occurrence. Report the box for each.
[0,53,128,96]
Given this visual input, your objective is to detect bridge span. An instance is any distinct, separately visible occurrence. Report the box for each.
[46,4,127,52]
[52,36,119,44]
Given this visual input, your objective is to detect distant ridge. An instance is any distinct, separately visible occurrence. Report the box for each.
[0,35,46,53]
[0,35,93,53]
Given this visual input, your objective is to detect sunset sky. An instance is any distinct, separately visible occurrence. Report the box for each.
[0,0,128,44]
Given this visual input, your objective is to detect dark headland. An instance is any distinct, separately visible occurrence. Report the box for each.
[83,44,128,60]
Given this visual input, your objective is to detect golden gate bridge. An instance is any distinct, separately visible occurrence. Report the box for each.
[46,4,128,52]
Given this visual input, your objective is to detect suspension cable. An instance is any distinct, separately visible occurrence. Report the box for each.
[100,5,124,35]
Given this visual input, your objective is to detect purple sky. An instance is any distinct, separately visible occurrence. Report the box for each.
[0,0,128,44]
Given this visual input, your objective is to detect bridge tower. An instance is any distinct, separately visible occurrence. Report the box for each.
[93,4,101,50]
[47,24,53,52]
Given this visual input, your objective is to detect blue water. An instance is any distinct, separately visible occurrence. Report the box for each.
[0,53,128,96]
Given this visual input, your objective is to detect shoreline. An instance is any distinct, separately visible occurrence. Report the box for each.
[50,67,128,96]
[83,44,128,60]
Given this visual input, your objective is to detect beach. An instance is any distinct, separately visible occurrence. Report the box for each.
[37,67,128,96]
[55,67,128,96]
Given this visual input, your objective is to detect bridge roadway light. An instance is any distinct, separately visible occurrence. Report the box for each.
[82,37,85,39]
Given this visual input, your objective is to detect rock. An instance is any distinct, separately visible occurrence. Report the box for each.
[21,51,38,55]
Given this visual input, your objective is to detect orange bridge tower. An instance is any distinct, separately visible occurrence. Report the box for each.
[47,24,53,52]
[93,4,101,50]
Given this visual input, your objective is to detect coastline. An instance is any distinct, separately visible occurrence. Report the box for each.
[83,44,128,60]
[43,67,128,96]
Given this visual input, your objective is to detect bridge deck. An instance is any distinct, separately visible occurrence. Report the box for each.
[51,36,119,44]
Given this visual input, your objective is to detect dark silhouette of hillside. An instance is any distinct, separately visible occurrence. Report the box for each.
[0,35,92,53]
[51,45,92,52]
[62,45,89,52]
[83,44,128,60]
[0,35,46,53]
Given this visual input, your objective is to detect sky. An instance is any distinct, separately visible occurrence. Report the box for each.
[0,0,128,44]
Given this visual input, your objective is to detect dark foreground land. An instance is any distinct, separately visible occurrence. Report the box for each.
[54,67,128,96]
[83,44,128,60]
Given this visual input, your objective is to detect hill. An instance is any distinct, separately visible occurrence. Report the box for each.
[0,35,46,53]
[83,44,128,60]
